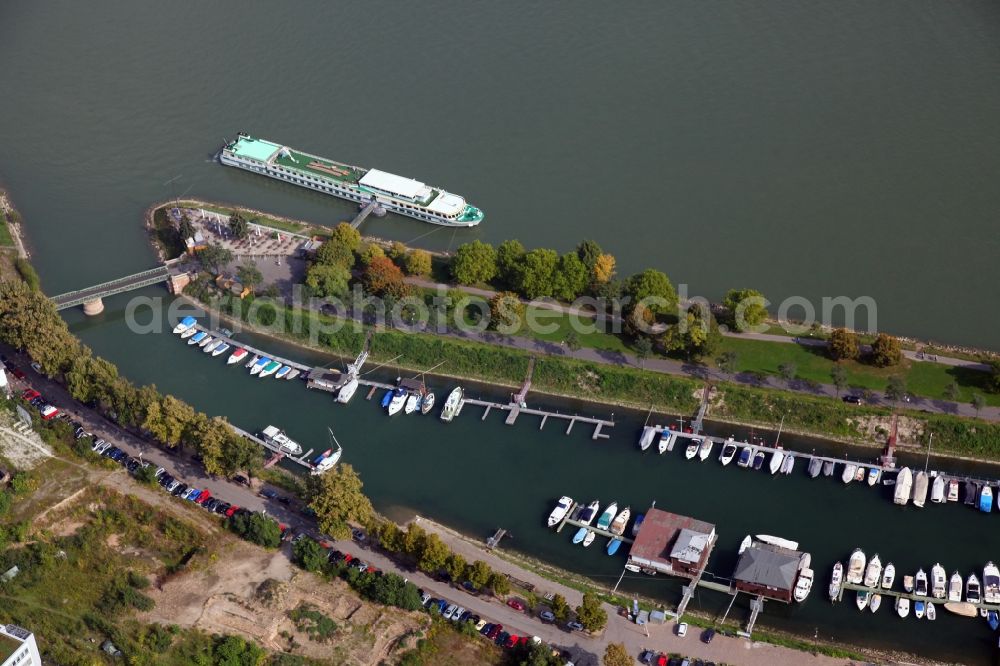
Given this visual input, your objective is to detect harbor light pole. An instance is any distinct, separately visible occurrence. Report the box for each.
[924,433,933,473]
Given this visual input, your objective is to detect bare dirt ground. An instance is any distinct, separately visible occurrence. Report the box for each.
[142,539,428,664]
[0,411,53,469]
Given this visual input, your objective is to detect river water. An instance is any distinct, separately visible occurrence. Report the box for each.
[4,1,1000,662]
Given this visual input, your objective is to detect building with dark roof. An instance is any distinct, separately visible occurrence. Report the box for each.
[732,542,802,602]
[306,368,346,393]
[626,508,716,578]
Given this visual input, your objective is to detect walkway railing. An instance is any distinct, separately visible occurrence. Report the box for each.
[50,265,173,310]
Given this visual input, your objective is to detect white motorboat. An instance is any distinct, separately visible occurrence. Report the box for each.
[337,377,359,404]
[755,535,799,550]
[387,390,407,416]
[198,335,214,348]
[794,568,814,602]
[258,361,281,378]
[846,549,866,585]
[595,502,618,532]
[639,426,657,451]
[203,338,223,354]
[867,467,880,486]
[719,438,737,466]
[856,590,869,611]
[582,530,596,547]
[245,353,260,369]
[896,596,910,618]
[931,563,947,599]
[286,368,300,381]
[984,562,1000,604]
[547,496,574,528]
[180,327,199,340]
[249,357,269,375]
[967,573,982,603]
[737,445,754,468]
[698,438,713,461]
[915,600,925,619]
[227,348,248,365]
[657,430,671,455]
[863,554,883,588]
[260,425,303,456]
[420,392,435,415]
[738,535,753,555]
[807,456,822,478]
[440,387,464,422]
[404,393,419,415]
[926,601,936,621]
[915,568,928,597]
[842,464,857,484]
[781,453,795,475]
[609,507,631,536]
[912,471,929,508]
[946,478,959,502]
[903,575,915,593]
[685,439,700,460]
[768,447,784,475]
[187,331,207,346]
[881,563,895,589]
[211,343,230,357]
[571,500,601,544]
[869,593,881,613]
[943,601,977,618]
[948,572,963,602]
[893,467,913,505]
[829,562,843,601]
[172,316,196,334]
[931,475,946,503]
[855,466,866,482]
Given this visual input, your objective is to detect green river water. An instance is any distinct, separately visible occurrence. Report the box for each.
[4,1,1000,662]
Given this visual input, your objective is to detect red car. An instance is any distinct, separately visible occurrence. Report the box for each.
[11,368,26,380]
[225,505,239,517]
[195,490,211,504]
[40,405,60,420]
[21,389,40,401]
[486,624,502,640]
[656,654,667,666]
[506,599,526,612]
[504,634,518,649]
[517,636,529,647]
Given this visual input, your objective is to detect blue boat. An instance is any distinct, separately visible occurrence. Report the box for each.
[752,450,766,470]
[979,486,993,513]
[381,390,394,408]
[737,446,752,467]
[250,357,270,375]
[607,538,622,556]
[173,315,197,334]
[188,331,207,345]
[572,528,589,544]
[632,514,645,538]
[989,610,999,631]
[914,600,925,618]
[275,365,292,379]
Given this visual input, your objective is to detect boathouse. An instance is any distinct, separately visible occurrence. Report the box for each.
[732,542,800,603]
[306,368,346,393]
[626,508,716,579]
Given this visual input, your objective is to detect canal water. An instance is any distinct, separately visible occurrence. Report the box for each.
[65,293,1000,664]
[2,1,1000,348]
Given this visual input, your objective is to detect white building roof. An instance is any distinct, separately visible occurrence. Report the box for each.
[359,169,426,199]
[427,191,466,216]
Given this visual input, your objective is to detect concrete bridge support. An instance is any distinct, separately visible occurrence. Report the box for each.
[82,298,105,316]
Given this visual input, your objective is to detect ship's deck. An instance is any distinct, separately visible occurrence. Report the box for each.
[273,148,365,185]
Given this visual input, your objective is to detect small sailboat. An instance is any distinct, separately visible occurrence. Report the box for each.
[719,438,737,466]
[274,365,291,379]
[752,450,766,470]
[737,446,754,468]
[931,563,947,599]
[794,568,814,602]
[841,463,857,484]
[387,389,407,416]
[944,601,978,618]
[808,456,822,478]
[867,467,880,486]
[911,471,929,508]
[420,392,435,414]
[864,554,882,588]
[846,549,866,585]
[188,331,207,346]
[250,356,270,375]
[403,393,419,415]
[881,563,895,589]
[948,572,962,602]
[180,326,199,340]
[946,478,959,502]
[638,426,657,451]
[930,475,946,503]
[926,601,936,621]
[828,562,843,601]
[979,485,993,513]
[685,439,700,460]
[781,454,795,475]
[869,593,881,613]
[609,507,631,536]
[258,360,281,378]
[915,568,928,597]
[914,600,925,619]
[903,575,914,593]
[546,496,574,528]
[896,596,910,618]
[856,589,869,611]
[967,573,982,603]
[440,387,464,422]
[698,438,713,461]
[244,353,260,369]
[227,348,248,365]
[212,342,231,357]
[822,460,835,476]
[596,502,618,531]
[310,429,344,475]
[893,467,913,505]
[768,447,784,475]
[172,316,197,334]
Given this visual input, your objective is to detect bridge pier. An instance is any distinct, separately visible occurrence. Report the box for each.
[82,298,105,316]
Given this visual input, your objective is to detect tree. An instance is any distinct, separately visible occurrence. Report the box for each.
[592,253,616,286]
[404,249,432,277]
[362,256,408,299]
[466,560,492,590]
[315,223,360,269]
[488,291,525,332]
[944,381,960,401]
[305,263,351,299]
[624,269,677,317]
[212,634,267,666]
[989,360,1000,394]
[778,362,797,382]
[495,239,526,289]
[373,519,404,553]
[576,239,604,272]
[66,354,119,405]
[388,240,408,263]
[660,306,721,360]
[634,337,653,368]
[445,553,467,583]
[830,364,848,397]
[329,222,362,253]
[0,279,83,376]
[603,643,631,666]
[236,261,263,294]
[451,240,497,285]
[827,328,859,361]
[229,211,250,239]
[293,537,328,572]
[575,592,607,632]
[552,252,589,302]
[199,243,233,274]
[222,432,263,478]
[723,288,768,332]
[401,523,426,559]
[488,571,510,597]
[564,330,581,352]
[550,593,570,622]
[870,332,902,367]
[228,512,281,548]
[716,350,738,375]
[885,376,906,405]
[520,641,563,666]
[178,212,195,242]
[416,533,449,574]
[972,393,986,418]
[358,242,385,266]
[306,464,373,539]
[515,248,559,300]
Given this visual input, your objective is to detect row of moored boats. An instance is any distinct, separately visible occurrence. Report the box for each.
[547,497,639,557]
[173,317,302,381]
[639,428,797,475]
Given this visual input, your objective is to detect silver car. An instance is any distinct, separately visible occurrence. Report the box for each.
[443,604,458,620]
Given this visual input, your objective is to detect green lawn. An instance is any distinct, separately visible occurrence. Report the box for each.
[516,305,630,353]
[196,203,313,235]
[0,221,14,247]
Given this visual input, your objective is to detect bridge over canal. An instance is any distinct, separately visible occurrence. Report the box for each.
[49,258,191,314]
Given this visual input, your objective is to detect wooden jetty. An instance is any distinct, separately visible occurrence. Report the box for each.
[838,581,1000,612]
[465,397,613,440]
[486,528,508,550]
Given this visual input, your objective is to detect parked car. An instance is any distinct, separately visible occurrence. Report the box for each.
[11,368,26,380]
[506,599,526,612]
[30,362,42,373]
[700,627,716,644]
[461,580,478,594]
[639,650,655,664]
[29,397,44,408]
[419,591,432,606]
[195,490,211,504]
[74,426,86,439]
[565,620,584,632]
[443,604,458,620]
[480,622,494,636]
[21,389,40,401]
[214,501,231,515]
[225,505,239,517]
[504,634,518,648]
[474,618,487,632]
[656,654,667,666]
[185,488,201,501]
[40,405,59,420]
[203,498,219,511]
[350,528,366,543]
[260,488,278,499]
[433,599,447,614]
[154,467,166,479]
[486,624,502,640]
[495,631,510,646]
[452,607,466,622]
[843,395,863,405]
[233,475,250,486]
[91,439,106,452]
[676,622,688,638]
[171,484,189,497]
[538,610,555,623]
[166,480,181,493]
